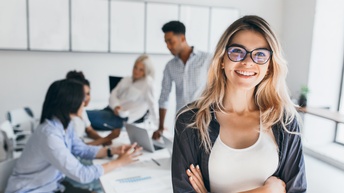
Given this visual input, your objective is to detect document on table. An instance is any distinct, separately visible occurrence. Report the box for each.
[101,158,172,193]
[110,172,171,193]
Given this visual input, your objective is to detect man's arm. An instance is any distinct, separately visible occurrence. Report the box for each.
[152,108,167,139]
[153,64,172,139]
[158,108,167,131]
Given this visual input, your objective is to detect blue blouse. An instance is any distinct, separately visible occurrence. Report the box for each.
[5,118,103,193]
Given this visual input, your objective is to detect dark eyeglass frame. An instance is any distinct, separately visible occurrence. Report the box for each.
[226,45,273,65]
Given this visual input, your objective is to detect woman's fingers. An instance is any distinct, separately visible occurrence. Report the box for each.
[189,164,204,185]
[186,165,207,193]
[125,143,142,160]
[118,146,142,164]
[189,176,202,193]
[187,169,203,188]
[124,143,138,154]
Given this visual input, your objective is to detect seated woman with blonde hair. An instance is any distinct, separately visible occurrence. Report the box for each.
[88,54,158,131]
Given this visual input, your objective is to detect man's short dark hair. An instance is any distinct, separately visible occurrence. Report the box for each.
[162,21,185,35]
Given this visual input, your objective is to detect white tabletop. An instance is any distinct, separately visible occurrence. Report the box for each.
[93,129,173,193]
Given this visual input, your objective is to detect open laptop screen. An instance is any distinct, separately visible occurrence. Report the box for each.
[125,123,163,153]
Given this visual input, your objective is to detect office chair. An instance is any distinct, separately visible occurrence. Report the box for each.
[0,130,9,162]
[0,120,24,153]
[109,76,123,93]
[133,110,150,124]
[7,107,37,143]
[7,107,36,133]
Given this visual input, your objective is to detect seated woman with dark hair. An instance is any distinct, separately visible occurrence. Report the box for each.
[5,79,141,193]
[66,70,120,146]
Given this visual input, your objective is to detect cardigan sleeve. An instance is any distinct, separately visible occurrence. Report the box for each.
[171,109,200,193]
[274,118,307,193]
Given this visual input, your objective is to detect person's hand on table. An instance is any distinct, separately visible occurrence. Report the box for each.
[115,143,142,166]
[152,126,164,140]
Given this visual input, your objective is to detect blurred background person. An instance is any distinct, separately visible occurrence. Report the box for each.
[66,70,120,146]
[5,79,141,193]
[87,54,158,132]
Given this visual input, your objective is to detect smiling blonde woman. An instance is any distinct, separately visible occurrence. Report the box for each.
[172,15,306,193]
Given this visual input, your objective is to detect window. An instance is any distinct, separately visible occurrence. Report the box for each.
[307,0,344,146]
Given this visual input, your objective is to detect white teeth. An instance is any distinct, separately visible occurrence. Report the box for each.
[236,70,255,76]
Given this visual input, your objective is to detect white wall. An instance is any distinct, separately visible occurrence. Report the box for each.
[0,51,176,128]
[0,0,292,131]
[154,0,284,36]
[281,0,316,99]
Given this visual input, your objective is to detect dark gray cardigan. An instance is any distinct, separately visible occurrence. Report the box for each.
[171,107,307,193]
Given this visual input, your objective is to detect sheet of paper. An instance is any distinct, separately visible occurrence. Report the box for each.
[110,173,171,193]
[101,158,172,193]
[98,131,172,193]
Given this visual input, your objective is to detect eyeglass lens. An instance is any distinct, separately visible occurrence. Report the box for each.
[227,46,271,64]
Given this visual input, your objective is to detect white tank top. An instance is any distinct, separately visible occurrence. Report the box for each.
[209,121,279,193]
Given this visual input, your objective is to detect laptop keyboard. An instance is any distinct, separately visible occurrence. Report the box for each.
[153,144,164,150]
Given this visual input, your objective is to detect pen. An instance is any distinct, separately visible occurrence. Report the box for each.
[103,123,114,129]
[151,158,160,166]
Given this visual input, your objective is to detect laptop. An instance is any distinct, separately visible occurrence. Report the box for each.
[162,135,173,155]
[125,123,165,153]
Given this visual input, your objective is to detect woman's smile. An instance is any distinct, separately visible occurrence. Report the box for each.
[234,70,257,77]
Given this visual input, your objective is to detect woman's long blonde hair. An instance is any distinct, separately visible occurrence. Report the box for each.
[183,15,299,153]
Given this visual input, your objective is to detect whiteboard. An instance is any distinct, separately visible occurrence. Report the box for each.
[29,0,69,51]
[180,5,210,52]
[0,0,27,49]
[209,8,239,52]
[71,0,108,52]
[146,3,179,54]
[111,1,144,53]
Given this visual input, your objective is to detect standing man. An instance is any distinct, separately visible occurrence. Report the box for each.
[152,21,211,139]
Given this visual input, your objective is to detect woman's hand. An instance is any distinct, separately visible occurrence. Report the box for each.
[99,129,121,146]
[114,106,121,116]
[111,144,134,155]
[186,164,207,193]
[107,129,121,140]
[102,140,112,146]
[102,143,143,173]
[263,176,286,193]
[237,176,286,193]
[115,143,142,166]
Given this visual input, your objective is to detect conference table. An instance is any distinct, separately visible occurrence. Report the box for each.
[93,129,173,193]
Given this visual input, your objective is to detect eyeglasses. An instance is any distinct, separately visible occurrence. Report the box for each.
[226,45,273,65]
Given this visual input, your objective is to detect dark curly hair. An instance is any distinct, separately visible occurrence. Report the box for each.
[66,70,90,87]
